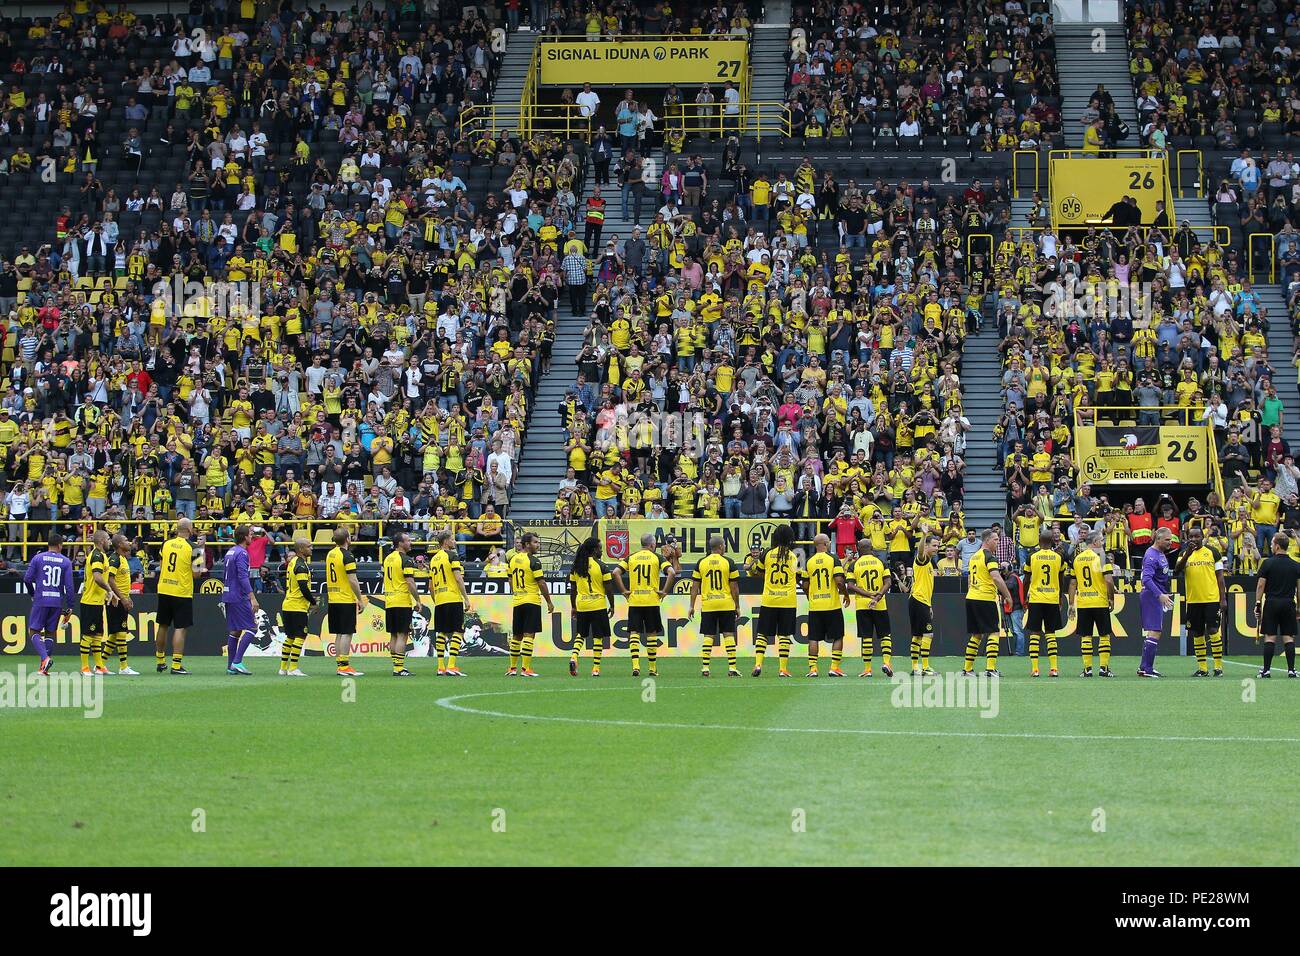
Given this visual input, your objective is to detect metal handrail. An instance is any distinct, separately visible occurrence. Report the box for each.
[1174,148,1203,198]
[1247,233,1278,285]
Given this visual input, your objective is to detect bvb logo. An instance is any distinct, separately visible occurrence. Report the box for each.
[653,46,667,60]
[748,522,778,551]
[1059,196,1082,219]
[1083,456,1105,482]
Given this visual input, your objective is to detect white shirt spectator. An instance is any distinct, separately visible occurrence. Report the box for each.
[576,88,601,118]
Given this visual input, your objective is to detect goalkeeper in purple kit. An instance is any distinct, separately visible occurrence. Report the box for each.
[24,533,76,675]
[1137,527,1175,678]
[222,525,260,676]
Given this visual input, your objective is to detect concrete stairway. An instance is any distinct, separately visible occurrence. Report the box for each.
[749,22,790,107]
[509,310,589,519]
[491,30,540,108]
[1055,23,1136,148]
[1254,283,1300,454]
[959,323,1007,533]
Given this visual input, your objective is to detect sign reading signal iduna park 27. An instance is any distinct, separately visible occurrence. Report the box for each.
[538,38,748,86]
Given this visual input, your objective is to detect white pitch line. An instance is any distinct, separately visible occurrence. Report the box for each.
[434,686,1300,745]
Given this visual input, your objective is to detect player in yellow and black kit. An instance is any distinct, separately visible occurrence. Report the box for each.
[848,535,892,677]
[909,535,940,675]
[755,524,799,677]
[1176,525,1227,677]
[568,536,625,677]
[507,532,555,676]
[279,537,315,677]
[326,526,368,676]
[690,534,740,677]
[621,533,679,677]
[156,518,203,674]
[382,531,419,676]
[1023,530,1065,678]
[106,533,137,674]
[1067,530,1116,677]
[964,529,1014,675]
[803,534,848,677]
[430,530,469,676]
[78,529,112,674]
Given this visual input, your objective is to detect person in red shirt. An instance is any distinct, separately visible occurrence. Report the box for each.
[830,506,863,559]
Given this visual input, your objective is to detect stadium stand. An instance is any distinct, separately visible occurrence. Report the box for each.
[2,0,1300,594]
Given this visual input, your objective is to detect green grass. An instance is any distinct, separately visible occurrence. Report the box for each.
[0,654,1295,866]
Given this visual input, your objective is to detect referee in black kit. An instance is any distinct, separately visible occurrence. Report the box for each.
[1253,532,1300,678]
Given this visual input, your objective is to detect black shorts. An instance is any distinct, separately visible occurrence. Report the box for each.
[156,593,193,629]
[1025,602,1063,634]
[1185,601,1221,638]
[106,603,128,634]
[698,609,737,637]
[512,603,543,637]
[79,601,105,636]
[574,608,612,641]
[386,606,413,634]
[327,602,357,635]
[807,608,845,643]
[965,598,1000,635]
[282,609,310,638]
[757,605,797,638]
[433,602,465,632]
[908,598,933,636]
[1260,599,1298,637]
[628,605,663,635]
[1075,606,1112,637]
[855,607,891,640]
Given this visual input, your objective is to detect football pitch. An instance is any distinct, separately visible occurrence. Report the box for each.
[1,656,1294,867]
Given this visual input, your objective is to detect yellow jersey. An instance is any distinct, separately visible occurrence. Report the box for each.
[911,552,935,607]
[1182,545,1223,604]
[624,549,664,607]
[283,554,313,612]
[382,550,417,609]
[966,548,999,602]
[109,552,131,598]
[325,546,358,605]
[804,551,844,612]
[1071,549,1113,608]
[508,551,545,606]
[157,537,195,598]
[1024,548,1064,604]
[429,549,465,607]
[693,552,738,612]
[569,557,614,613]
[761,548,799,608]
[80,548,109,606]
[850,552,889,610]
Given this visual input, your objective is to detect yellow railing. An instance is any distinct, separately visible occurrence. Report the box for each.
[1012,148,1040,196]
[664,100,788,140]
[1175,148,1203,198]
[460,102,593,141]
[4,518,513,561]
[1248,233,1277,284]
[965,232,993,263]
[519,40,542,139]
[1071,404,1211,429]
[1209,432,1227,505]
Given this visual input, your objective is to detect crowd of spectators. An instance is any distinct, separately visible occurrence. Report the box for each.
[784,0,1063,150]
[547,146,1015,574]
[0,0,569,578]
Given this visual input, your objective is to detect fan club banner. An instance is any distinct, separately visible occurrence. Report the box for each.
[0,583,1269,658]
[601,518,782,565]
[1077,425,1211,485]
